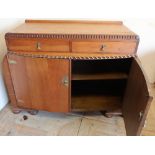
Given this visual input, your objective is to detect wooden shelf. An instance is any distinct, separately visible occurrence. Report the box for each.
[71,95,122,112]
[72,72,128,80]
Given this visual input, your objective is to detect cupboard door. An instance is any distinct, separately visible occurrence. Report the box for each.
[123,58,153,136]
[8,54,70,112]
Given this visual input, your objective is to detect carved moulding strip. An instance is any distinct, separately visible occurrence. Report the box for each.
[7,52,136,60]
[5,33,139,40]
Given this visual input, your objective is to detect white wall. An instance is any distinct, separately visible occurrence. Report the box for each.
[0,19,24,110]
[124,19,155,83]
[0,18,155,110]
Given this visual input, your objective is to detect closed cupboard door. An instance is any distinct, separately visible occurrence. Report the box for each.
[7,54,70,112]
[123,58,153,136]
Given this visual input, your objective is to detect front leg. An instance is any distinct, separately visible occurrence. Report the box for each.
[101,109,123,118]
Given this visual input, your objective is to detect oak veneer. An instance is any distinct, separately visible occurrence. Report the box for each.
[72,41,137,54]
[7,20,135,35]
[3,56,17,108]
[7,38,70,52]
[72,95,121,112]
[123,58,153,135]
[3,20,152,136]
[7,54,70,112]
[72,72,128,80]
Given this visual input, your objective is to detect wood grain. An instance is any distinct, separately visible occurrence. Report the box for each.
[2,56,17,108]
[3,20,150,136]
[7,38,70,52]
[72,41,137,54]
[123,58,153,136]
[25,19,123,25]
[8,20,136,35]
[8,55,70,112]
[71,95,122,112]
[72,72,128,80]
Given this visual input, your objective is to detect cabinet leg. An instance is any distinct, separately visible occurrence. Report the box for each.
[11,106,38,115]
[101,109,123,118]
[27,110,38,115]
[12,107,22,114]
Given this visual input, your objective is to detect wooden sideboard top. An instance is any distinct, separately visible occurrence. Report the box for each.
[6,20,138,39]
[5,20,139,56]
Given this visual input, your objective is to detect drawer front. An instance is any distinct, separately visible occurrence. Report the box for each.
[7,38,70,52]
[72,41,137,54]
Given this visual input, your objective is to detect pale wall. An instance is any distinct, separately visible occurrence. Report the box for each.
[0,19,155,110]
[0,19,24,110]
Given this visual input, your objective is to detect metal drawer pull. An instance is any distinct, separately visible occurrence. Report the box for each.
[36,42,41,50]
[100,44,107,51]
[62,76,69,87]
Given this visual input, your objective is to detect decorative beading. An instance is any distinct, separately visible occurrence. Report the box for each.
[7,51,136,60]
[5,33,139,40]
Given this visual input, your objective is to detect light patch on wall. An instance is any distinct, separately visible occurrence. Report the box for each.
[124,19,155,83]
[0,19,24,110]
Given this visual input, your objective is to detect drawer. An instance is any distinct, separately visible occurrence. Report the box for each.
[7,38,70,52]
[72,41,137,54]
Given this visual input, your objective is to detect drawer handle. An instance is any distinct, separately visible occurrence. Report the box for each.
[36,42,41,50]
[100,44,107,51]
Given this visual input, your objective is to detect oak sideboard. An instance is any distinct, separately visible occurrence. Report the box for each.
[3,20,153,136]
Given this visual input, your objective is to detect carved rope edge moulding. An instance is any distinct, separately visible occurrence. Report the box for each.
[5,33,139,40]
[7,52,136,60]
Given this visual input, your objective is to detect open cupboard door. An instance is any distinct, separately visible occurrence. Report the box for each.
[123,58,153,136]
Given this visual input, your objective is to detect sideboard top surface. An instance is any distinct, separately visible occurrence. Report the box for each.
[7,20,137,36]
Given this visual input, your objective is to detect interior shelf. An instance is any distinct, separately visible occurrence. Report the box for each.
[72,72,128,80]
[71,59,131,112]
[71,95,122,112]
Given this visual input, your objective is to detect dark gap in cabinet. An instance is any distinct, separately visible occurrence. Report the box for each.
[71,58,132,112]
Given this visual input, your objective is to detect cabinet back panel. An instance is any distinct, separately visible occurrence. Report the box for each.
[72,58,132,74]
[71,59,131,112]
[72,79,126,96]
[71,79,126,111]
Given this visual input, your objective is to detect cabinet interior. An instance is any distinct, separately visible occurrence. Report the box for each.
[71,58,132,112]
